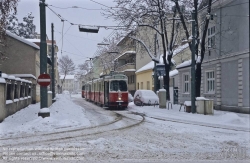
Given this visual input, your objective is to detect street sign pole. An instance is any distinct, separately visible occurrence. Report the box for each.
[39,0,48,114]
[51,23,55,100]
[154,34,158,93]
[191,10,196,113]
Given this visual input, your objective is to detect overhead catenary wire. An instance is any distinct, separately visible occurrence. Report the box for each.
[48,4,103,10]
[57,25,72,43]
[54,30,100,42]
[46,0,139,64]
[47,5,133,28]
[89,0,114,9]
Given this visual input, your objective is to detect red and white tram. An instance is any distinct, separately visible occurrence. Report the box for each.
[81,85,85,98]
[83,73,128,109]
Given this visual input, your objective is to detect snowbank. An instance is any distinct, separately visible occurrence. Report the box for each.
[0,94,91,137]
[127,102,250,129]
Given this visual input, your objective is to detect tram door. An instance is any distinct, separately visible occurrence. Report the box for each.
[104,81,109,106]
[99,82,101,103]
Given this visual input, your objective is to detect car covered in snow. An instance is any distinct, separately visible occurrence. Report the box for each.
[133,90,159,106]
[63,90,70,95]
[128,93,133,102]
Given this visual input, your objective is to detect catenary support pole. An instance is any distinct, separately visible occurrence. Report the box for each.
[191,10,196,113]
[154,34,158,93]
[39,0,48,110]
[51,23,55,99]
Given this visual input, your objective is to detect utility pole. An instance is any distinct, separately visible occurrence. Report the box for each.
[154,34,158,93]
[191,10,196,113]
[51,23,55,100]
[38,0,49,117]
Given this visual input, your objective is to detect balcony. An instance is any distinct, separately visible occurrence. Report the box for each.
[116,63,135,72]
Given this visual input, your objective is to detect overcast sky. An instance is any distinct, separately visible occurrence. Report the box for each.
[16,0,118,66]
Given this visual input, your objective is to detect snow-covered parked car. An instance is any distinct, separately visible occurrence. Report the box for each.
[128,93,133,102]
[133,90,159,106]
[63,90,70,95]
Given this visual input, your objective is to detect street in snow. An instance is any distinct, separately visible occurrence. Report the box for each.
[0,94,249,163]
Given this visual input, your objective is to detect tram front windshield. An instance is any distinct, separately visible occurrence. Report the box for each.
[110,80,127,91]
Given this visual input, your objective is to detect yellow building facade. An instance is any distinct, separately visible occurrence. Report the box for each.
[135,61,154,91]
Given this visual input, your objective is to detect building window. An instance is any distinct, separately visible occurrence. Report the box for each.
[147,81,150,90]
[137,83,139,89]
[141,82,143,89]
[7,83,12,100]
[184,74,189,93]
[208,26,215,48]
[131,75,134,83]
[206,71,215,93]
[20,84,24,98]
[14,84,18,99]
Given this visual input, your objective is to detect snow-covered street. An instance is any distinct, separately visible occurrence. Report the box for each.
[0,94,249,163]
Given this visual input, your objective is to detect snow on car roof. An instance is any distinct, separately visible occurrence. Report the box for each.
[137,90,157,96]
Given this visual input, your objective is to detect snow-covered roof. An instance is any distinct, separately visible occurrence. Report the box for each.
[114,51,136,60]
[9,74,36,80]
[173,43,189,56]
[26,39,40,43]
[60,75,75,80]
[6,31,40,50]
[124,69,136,72]
[169,69,178,77]
[135,61,154,74]
[1,73,8,78]
[116,31,133,46]
[176,60,191,69]
[116,36,125,46]
[0,78,6,83]
[8,75,15,80]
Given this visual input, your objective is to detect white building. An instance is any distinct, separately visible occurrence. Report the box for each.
[60,75,75,93]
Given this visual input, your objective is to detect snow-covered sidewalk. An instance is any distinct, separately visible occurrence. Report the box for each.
[0,94,91,138]
[127,102,250,131]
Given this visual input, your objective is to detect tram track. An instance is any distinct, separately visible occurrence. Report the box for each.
[141,113,250,132]
[0,99,122,141]
[0,100,145,147]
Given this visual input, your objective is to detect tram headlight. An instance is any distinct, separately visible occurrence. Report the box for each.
[118,97,121,100]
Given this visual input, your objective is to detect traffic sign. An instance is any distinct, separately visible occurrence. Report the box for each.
[37,74,51,87]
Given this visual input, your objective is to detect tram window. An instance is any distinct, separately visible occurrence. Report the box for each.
[110,80,127,91]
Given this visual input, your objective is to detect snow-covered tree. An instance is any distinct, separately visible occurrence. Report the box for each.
[104,0,183,100]
[96,33,121,74]
[6,14,19,35]
[173,0,212,97]
[18,12,36,38]
[58,55,76,87]
[6,12,36,39]
[0,0,18,60]
[78,60,93,82]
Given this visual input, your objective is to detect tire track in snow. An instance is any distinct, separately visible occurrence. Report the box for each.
[0,108,145,147]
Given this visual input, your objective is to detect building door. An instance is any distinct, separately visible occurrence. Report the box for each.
[104,81,109,106]
[173,87,178,104]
